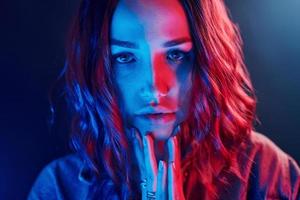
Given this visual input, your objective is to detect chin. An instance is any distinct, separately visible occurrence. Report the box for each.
[148,125,174,141]
[152,131,172,141]
[132,118,179,140]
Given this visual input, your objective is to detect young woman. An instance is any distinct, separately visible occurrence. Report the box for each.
[28,0,300,199]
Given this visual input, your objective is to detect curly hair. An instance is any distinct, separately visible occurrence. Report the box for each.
[61,0,257,199]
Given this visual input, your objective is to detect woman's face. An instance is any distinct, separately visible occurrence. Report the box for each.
[110,0,194,140]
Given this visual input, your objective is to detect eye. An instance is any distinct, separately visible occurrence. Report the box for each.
[112,53,136,64]
[167,50,186,63]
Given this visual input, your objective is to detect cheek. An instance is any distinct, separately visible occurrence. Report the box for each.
[177,59,193,92]
[115,74,140,118]
[116,81,134,108]
[176,63,193,113]
[179,74,192,104]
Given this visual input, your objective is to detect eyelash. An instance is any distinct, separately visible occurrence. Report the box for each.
[112,49,189,64]
[112,52,136,64]
[167,49,188,63]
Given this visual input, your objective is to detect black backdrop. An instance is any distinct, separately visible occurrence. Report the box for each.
[0,0,299,199]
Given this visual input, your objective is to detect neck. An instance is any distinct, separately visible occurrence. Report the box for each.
[154,140,166,161]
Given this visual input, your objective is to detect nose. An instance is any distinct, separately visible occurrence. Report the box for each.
[141,52,175,104]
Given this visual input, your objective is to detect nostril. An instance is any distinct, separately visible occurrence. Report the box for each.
[150,99,158,107]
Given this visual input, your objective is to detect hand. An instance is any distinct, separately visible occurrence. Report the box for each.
[131,127,185,200]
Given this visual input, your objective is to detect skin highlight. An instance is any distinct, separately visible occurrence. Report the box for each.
[111,0,194,142]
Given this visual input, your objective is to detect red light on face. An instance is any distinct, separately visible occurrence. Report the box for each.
[151,53,175,99]
[143,112,176,123]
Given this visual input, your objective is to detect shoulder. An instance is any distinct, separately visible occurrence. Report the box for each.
[242,131,300,199]
[28,154,91,200]
[247,131,300,175]
[247,131,293,162]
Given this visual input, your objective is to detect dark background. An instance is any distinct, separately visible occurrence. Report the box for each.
[0,0,299,199]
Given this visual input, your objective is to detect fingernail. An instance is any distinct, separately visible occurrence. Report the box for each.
[158,160,163,170]
[177,124,181,133]
[142,136,146,146]
[172,124,181,136]
[172,162,176,170]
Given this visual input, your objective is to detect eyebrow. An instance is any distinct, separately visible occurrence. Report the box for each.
[110,37,192,49]
[163,37,192,47]
[110,39,138,49]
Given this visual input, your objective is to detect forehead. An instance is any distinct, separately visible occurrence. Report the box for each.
[110,0,191,43]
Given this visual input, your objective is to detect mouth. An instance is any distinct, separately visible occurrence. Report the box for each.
[142,112,176,122]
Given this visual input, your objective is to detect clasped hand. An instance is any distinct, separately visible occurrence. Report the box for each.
[130,127,185,200]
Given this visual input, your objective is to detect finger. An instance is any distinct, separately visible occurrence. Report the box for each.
[168,162,186,200]
[174,136,185,199]
[167,136,185,200]
[166,136,175,163]
[167,135,181,169]
[130,128,148,200]
[167,161,175,200]
[171,124,181,137]
[167,136,175,200]
[141,178,147,200]
[157,160,167,200]
[169,124,181,167]
[131,128,146,178]
[142,134,158,192]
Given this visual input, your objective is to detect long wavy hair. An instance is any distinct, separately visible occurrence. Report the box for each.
[61,0,257,199]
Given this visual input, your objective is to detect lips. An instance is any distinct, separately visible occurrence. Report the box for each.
[142,112,176,122]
